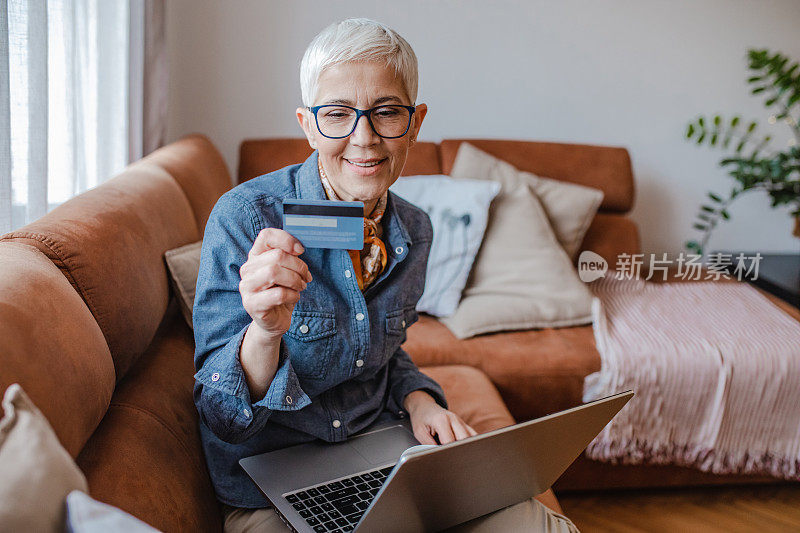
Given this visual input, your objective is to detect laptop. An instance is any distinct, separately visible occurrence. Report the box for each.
[240,390,633,533]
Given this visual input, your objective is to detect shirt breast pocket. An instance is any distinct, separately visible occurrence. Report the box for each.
[384,306,416,355]
[283,310,337,380]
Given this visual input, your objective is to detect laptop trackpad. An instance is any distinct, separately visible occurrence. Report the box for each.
[348,424,419,465]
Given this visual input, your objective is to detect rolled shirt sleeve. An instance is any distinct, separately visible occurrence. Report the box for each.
[193,191,310,445]
[386,346,448,416]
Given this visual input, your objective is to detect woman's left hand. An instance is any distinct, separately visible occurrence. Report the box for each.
[404,390,478,445]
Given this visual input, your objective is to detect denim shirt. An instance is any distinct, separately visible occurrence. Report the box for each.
[193,150,447,508]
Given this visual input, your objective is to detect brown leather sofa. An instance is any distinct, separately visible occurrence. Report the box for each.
[239,138,800,491]
[0,134,516,532]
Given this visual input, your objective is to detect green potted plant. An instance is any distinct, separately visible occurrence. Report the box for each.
[685,48,800,256]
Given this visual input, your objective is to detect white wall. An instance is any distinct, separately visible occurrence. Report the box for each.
[166,0,800,256]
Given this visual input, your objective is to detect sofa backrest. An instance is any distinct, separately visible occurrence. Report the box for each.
[237,138,634,214]
[439,139,634,213]
[0,242,115,458]
[0,134,232,383]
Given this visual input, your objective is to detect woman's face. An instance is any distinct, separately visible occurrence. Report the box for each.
[296,61,427,211]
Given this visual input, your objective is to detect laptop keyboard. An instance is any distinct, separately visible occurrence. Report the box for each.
[283,464,395,532]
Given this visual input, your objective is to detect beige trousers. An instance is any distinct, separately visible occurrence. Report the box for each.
[222,496,580,532]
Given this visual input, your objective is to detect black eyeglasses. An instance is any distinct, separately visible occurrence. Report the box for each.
[307,104,416,139]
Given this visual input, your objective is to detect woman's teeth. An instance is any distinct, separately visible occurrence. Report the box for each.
[347,159,383,167]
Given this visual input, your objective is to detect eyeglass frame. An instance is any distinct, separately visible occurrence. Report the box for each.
[306,104,417,139]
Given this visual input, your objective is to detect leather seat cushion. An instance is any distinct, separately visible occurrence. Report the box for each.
[577,213,640,267]
[76,300,221,532]
[0,242,115,458]
[407,318,601,423]
[421,365,516,433]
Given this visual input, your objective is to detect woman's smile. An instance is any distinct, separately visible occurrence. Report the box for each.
[343,156,387,175]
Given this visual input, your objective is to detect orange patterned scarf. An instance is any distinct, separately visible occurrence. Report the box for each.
[318,161,388,291]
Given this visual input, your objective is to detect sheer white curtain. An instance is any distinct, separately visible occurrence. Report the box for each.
[0,0,166,234]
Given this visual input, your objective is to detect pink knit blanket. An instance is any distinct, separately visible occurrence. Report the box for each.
[583,276,800,479]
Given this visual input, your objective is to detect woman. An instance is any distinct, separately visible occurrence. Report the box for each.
[193,18,579,533]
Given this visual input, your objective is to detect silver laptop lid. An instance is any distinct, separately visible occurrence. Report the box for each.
[355,390,633,532]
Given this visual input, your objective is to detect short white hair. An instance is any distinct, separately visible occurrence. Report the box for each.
[300,18,418,107]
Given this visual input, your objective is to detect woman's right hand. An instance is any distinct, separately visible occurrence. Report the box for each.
[238,228,313,339]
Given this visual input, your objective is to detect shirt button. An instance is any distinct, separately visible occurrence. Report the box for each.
[395,246,404,255]
[356,359,364,367]
[402,320,406,328]
[299,324,309,334]
[211,372,220,382]
[332,419,341,428]
[243,409,251,418]
[355,312,365,321]
[285,395,293,404]
[344,269,352,278]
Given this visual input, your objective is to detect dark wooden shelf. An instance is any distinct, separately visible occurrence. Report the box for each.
[716,252,800,308]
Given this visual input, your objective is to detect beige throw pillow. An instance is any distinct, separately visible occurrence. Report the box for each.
[451,142,604,258]
[164,241,202,329]
[0,383,89,532]
[441,144,594,339]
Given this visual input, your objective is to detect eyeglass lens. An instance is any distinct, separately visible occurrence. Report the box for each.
[316,106,411,138]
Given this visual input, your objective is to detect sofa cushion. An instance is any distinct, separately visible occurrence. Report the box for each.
[440,139,634,213]
[0,242,115,457]
[389,175,501,317]
[420,366,515,433]
[65,490,160,533]
[164,240,203,329]
[405,315,600,423]
[0,384,89,533]
[440,144,594,338]
[450,142,603,259]
[237,139,442,184]
[145,134,232,234]
[576,213,641,267]
[76,300,221,533]
[1,160,199,382]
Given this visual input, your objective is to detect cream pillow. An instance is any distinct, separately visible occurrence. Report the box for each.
[0,383,89,532]
[441,144,594,338]
[451,142,603,258]
[164,241,202,329]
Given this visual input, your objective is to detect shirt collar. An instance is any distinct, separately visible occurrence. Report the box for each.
[295,150,411,250]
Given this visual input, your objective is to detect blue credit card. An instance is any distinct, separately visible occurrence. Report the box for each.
[282,199,364,250]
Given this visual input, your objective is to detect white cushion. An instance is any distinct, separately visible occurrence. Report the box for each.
[65,490,161,533]
[390,175,500,317]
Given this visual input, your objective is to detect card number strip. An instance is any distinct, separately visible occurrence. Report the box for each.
[284,215,338,228]
[283,203,364,217]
